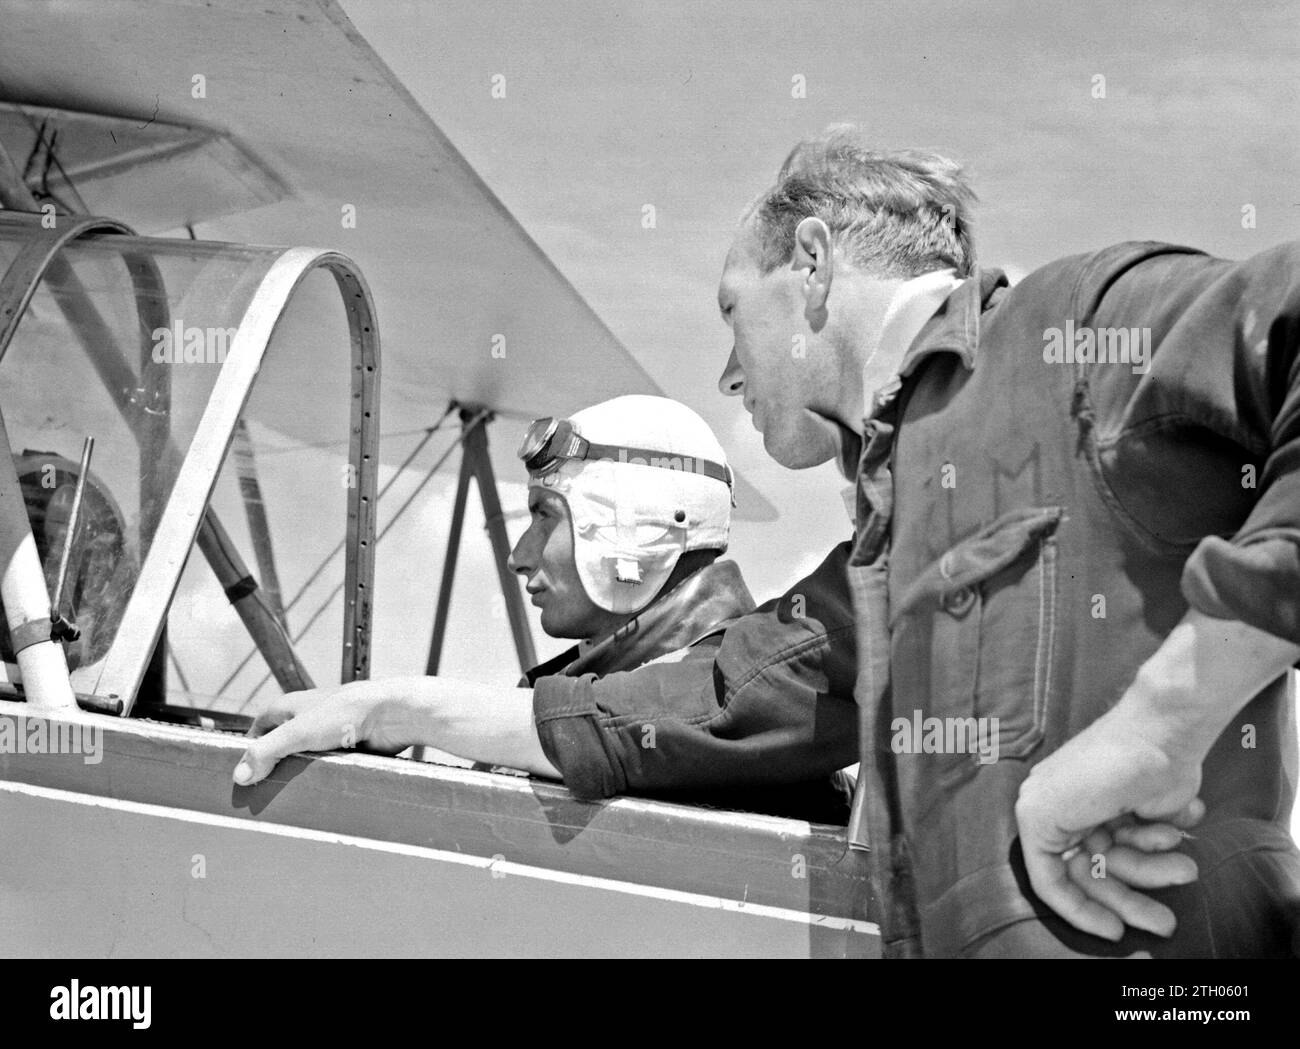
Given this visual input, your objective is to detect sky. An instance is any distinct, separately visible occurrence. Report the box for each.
[331,0,1300,676]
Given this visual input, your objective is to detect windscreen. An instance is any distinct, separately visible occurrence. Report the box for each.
[0,226,281,700]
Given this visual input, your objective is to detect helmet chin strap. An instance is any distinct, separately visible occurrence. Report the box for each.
[611,466,644,585]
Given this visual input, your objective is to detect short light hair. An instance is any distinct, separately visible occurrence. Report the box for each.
[745,125,976,278]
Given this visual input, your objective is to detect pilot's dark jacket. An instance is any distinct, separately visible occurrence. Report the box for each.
[846,242,1300,958]
[529,554,859,824]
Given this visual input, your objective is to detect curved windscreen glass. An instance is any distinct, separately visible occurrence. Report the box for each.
[164,265,355,717]
[0,222,283,699]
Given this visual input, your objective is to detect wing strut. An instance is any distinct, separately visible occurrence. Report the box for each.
[425,403,536,676]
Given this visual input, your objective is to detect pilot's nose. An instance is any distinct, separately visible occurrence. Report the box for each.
[507,533,531,576]
[717,346,745,397]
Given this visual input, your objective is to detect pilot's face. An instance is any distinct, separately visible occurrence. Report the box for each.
[715,224,847,469]
[508,488,609,640]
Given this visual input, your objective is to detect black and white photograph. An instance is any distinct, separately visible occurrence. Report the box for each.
[0,0,1297,1003]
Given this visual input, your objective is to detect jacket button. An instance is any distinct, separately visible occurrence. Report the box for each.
[942,585,976,616]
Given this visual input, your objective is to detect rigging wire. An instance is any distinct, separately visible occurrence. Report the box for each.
[235,409,489,707]
[167,646,192,694]
[214,405,460,700]
[253,423,470,457]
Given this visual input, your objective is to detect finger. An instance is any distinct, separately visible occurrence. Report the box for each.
[1024,844,1124,942]
[1112,822,1187,852]
[1166,797,1206,831]
[235,720,319,786]
[1084,827,1113,856]
[247,708,289,739]
[1098,844,1198,889]
[247,689,325,738]
[1067,850,1178,938]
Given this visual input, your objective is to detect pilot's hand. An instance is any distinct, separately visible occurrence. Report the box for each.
[234,682,409,786]
[1014,702,1203,942]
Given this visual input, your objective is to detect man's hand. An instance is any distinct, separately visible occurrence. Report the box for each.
[234,682,410,786]
[1015,609,1300,942]
[1015,704,1203,941]
[231,676,559,784]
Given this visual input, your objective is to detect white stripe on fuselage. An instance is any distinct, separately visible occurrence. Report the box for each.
[0,779,878,936]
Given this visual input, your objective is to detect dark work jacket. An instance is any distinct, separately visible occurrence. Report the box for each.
[532,554,858,825]
[523,559,756,686]
[846,241,1300,957]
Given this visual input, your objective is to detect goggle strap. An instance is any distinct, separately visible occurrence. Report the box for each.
[579,440,733,488]
[520,418,733,491]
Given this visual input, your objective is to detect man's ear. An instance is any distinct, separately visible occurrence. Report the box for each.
[792,216,833,313]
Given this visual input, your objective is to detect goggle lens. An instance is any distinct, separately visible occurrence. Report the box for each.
[517,417,560,470]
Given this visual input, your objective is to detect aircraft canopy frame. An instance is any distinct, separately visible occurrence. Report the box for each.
[0,210,380,714]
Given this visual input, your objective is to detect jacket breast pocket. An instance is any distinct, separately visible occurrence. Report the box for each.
[890,506,1063,772]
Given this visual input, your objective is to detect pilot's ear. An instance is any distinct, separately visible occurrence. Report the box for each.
[792,217,833,312]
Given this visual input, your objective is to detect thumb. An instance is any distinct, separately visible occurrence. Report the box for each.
[1133,788,1204,827]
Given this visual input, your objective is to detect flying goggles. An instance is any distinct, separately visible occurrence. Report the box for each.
[518,416,734,494]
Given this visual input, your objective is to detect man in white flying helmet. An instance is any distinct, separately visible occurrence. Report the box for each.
[236,394,858,824]
[510,394,747,680]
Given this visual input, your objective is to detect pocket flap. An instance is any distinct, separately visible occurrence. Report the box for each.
[895,506,1064,619]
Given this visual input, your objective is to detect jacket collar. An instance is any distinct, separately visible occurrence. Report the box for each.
[834,265,1008,481]
[522,559,756,685]
[898,264,1008,378]
[876,268,965,371]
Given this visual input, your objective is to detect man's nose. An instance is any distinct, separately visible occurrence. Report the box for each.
[717,346,745,397]
[507,535,531,576]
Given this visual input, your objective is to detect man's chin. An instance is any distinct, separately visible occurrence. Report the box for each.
[540,612,585,641]
[763,420,839,470]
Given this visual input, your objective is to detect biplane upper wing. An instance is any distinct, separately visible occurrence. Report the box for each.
[0,0,775,519]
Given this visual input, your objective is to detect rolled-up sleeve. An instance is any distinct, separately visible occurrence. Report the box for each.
[1182,534,1300,643]
[532,543,860,799]
[1178,245,1300,643]
[533,672,626,798]
[1084,240,1300,645]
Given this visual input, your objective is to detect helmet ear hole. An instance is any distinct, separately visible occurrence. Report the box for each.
[673,509,687,524]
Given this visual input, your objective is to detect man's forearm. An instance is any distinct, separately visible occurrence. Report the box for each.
[357,676,562,779]
[1116,609,1300,766]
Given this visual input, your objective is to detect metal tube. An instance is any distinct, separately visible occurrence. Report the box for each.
[233,418,286,627]
[0,402,75,709]
[195,511,314,694]
[424,434,473,676]
[50,435,94,617]
[464,412,537,671]
[0,138,36,211]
